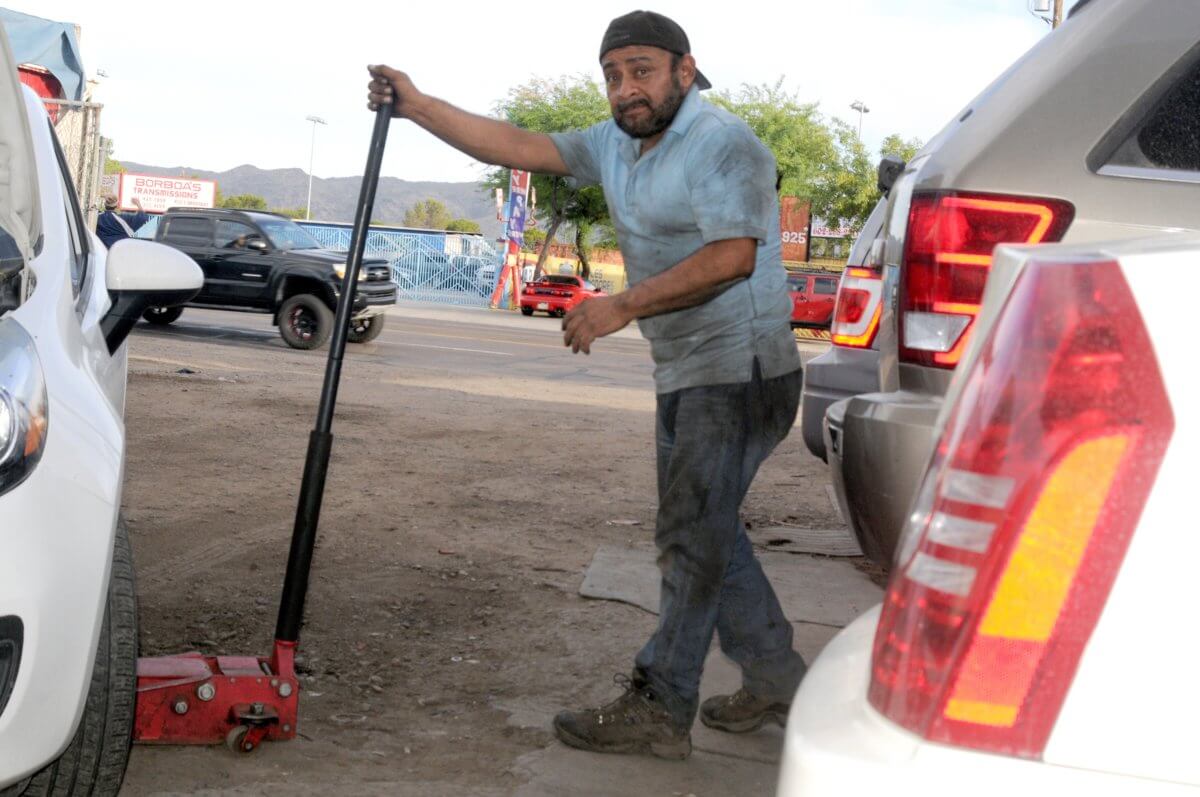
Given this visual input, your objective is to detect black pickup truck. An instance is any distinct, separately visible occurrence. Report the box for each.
[146,208,398,349]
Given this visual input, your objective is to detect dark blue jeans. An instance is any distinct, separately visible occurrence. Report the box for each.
[634,362,806,729]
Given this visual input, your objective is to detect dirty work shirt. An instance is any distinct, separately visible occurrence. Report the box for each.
[550,86,800,394]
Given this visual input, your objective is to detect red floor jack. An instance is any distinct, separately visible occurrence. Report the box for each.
[132,103,393,753]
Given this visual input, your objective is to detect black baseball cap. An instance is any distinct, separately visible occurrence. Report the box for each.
[599,11,712,90]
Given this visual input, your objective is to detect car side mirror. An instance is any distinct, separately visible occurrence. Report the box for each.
[247,238,269,251]
[101,239,203,354]
[877,155,906,194]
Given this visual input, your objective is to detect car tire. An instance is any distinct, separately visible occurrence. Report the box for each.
[520,306,534,316]
[347,315,385,344]
[141,306,183,325]
[278,294,333,350]
[12,521,138,797]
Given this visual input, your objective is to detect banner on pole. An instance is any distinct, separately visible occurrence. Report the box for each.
[490,170,531,309]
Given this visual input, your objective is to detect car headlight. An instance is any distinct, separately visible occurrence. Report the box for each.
[332,263,366,282]
[0,320,48,496]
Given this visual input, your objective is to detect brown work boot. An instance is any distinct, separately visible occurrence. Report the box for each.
[699,689,790,733]
[553,676,692,760]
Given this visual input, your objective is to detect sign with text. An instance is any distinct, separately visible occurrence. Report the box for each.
[780,196,810,262]
[119,173,217,213]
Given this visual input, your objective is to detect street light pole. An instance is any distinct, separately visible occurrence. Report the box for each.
[305,115,327,220]
[1052,0,1064,28]
[850,100,870,139]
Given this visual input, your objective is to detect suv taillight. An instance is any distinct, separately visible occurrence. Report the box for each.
[831,267,883,349]
[870,258,1173,758]
[900,192,1074,368]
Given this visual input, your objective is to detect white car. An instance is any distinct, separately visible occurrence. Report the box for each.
[777,235,1199,795]
[0,30,201,795]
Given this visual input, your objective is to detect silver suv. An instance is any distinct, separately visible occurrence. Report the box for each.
[829,0,1200,566]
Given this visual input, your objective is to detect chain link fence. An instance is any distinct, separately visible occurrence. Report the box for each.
[43,99,105,228]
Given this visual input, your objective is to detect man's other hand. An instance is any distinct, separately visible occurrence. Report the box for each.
[562,296,632,355]
[367,65,422,118]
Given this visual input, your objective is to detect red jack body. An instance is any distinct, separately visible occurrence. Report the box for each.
[134,641,298,751]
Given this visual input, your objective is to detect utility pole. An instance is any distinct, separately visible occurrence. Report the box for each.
[1053,0,1064,28]
[850,100,870,139]
[305,115,327,220]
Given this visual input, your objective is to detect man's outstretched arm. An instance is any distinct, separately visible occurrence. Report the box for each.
[368,65,570,176]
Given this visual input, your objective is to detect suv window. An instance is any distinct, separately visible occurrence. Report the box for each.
[215,220,261,249]
[1098,50,1200,178]
[163,217,213,245]
[814,278,838,295]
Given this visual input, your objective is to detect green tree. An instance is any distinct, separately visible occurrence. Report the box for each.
[488,75,612,279]
[820,131,926,232]
[820,120,878,233]
[446,218,481,234]
[104,157,125,175]
[880,134,924,164]
[521,228,547,253]
[404,198,452,229]
[271,206,308,220]
[218,193,269,211]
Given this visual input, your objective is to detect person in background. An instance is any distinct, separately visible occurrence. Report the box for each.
[96,194,149,249]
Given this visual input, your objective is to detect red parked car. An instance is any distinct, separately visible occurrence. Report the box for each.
[787,271,839,328]
[520,274,606,317]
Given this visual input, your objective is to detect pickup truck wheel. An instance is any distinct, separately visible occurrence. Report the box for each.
[278,294,333,350]
[347,315,385,344]
[14,521,138,797]
[141,306,183,325]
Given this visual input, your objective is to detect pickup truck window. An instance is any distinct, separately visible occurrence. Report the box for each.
[215,220,261,249]
[257,219,321,251]
[163,217,213,245]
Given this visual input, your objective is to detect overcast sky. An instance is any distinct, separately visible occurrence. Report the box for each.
[17,0,1073,184]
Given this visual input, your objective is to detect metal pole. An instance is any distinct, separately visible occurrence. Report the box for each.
[305,115,326,221]
[306,123,316,220]
[275,103,391,644]
[1052,0,1064,28]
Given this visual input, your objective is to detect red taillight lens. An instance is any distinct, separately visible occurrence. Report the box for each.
[831,267,883,349]
[900,192,1074,368]
[870,258,1173,759]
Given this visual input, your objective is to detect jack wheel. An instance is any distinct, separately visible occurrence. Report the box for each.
[225,725,256,754]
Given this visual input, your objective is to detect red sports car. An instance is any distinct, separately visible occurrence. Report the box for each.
[519,274,606,317]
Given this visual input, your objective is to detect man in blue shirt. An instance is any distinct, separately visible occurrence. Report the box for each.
[369,9,805,760]
[96,194,149,249]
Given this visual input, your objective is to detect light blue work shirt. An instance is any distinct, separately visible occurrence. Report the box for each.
[551,86,800,394]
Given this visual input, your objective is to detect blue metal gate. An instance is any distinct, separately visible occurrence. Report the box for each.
[300,222,499,307]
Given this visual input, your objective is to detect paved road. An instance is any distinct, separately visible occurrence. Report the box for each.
[129,301,830,399]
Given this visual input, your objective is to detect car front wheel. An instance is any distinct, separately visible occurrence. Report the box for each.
[278,294,334,350]
[347,315,385,344]
[12,521,137,797]
[141,306,183,325]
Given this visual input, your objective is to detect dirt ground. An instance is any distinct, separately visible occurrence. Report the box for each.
[117,313,846,795]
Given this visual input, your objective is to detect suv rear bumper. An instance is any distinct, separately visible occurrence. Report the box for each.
[801,345,880,461]
[827,390,942,567]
